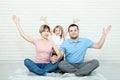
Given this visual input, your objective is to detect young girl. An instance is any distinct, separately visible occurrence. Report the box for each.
[12,15,62,76]
[40,16,80,50]
[51,25,64,49]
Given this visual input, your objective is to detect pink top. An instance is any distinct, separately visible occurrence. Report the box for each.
[33,38,55,63]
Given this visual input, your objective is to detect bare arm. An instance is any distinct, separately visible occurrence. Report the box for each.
[73,17,80,24]
[93,25,112,49]
[50,45,64,64]
[40,16,53,34]
[40,16,48,24]
[64,18,80,36]
[53,45,64,60]
[12,15,34,44]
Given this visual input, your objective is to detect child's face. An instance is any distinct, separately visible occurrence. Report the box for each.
[54,28,62,36]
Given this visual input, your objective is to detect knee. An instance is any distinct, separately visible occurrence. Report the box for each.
[24,58,32,66]
[58,61,65,69]
[92,59,99,67]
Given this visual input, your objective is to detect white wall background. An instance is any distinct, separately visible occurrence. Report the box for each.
[0,0,120,62]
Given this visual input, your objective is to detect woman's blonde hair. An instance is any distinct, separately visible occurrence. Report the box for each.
[39,24,51,33]
[53,25,64,39]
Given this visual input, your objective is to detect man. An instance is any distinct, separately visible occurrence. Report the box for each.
[58,24,112,76]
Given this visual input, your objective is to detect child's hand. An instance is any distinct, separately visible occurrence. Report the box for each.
[40,16,47,21]
[50,55,58,64]
[73,18,80,23]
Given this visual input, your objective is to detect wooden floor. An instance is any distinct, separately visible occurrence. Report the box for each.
[0,60,120,80]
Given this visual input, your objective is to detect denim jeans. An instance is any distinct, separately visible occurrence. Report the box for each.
[24,58,59,76]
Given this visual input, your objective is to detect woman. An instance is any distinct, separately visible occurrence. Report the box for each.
[12,15,62,76]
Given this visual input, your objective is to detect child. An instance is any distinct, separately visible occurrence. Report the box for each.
[40,16,80,50]
[40,16,80,73]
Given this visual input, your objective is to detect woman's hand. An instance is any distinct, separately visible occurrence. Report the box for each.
[12,15,20,25]
[50,55,58,64]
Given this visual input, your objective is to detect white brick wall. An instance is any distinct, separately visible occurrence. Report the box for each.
[0,0,120,61]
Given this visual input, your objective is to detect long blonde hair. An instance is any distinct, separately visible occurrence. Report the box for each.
[53,25,64,40]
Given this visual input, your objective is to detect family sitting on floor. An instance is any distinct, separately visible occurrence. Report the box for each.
[12,15,112,76]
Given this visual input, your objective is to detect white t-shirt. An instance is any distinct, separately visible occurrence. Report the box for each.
[50,34,64,49]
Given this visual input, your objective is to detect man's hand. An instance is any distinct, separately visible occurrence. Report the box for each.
[93,25,112,49]
[50,55,58,64]
[102,25,112,36]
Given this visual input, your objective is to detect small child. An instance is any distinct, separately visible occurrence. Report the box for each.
[40,16,80,73]
[40,16,80,50]
[51,25,64,49]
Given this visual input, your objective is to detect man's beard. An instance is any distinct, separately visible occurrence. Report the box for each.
[70,36,78,40]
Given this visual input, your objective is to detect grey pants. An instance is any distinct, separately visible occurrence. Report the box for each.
[58,59,99,76]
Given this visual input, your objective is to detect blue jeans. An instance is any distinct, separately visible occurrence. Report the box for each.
[24,58,59,76]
